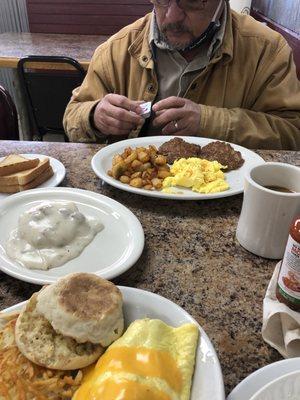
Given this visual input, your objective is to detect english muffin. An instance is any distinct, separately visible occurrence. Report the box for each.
[36,273,124,346]
[15,293,104,370]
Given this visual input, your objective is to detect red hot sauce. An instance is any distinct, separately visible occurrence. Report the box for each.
[276,216,300,312]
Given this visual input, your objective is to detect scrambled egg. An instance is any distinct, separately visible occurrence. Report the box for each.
[162,158,229,194]
[73,319,199,400]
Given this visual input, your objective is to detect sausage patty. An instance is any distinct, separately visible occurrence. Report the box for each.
[200,141,244,171]
[158,137,202,164]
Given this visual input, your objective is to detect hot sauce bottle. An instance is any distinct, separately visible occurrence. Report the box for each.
[276,216,300,311]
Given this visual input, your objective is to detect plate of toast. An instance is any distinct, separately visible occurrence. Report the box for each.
[0,153,66,197]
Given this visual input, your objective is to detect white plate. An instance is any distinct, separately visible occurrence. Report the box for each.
[91,136,265,200]
[0,153,66,199]
[227,358,300,400]
[250,370,300,400]
[0,187,144,284]
[1,286,225,400]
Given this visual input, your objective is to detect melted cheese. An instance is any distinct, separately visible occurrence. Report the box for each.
[95,346,182,392]
[73,319,199,400]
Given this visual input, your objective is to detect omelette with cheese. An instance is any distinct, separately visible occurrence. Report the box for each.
[162,158,229,194]
[73,319,199,400]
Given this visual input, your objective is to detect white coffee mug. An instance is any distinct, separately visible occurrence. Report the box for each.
[236,162,300,259]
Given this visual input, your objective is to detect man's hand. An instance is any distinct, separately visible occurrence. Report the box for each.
[93,94,144,136]
[152,97,201,136]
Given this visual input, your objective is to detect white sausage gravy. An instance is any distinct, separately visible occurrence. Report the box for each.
[6,201,104,270]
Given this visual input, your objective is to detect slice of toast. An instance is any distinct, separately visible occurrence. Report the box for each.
[0,155,39,177]
[0,158,50,186]
[0,166,54,193]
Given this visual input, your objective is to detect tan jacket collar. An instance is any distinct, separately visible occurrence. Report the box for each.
[214,6,234,64]
[128,14,154,69]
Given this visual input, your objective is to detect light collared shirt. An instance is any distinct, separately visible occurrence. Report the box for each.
[149,5,227,101]
[143,5,227,135]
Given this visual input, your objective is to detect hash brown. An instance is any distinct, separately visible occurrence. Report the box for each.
[0,312,83,399]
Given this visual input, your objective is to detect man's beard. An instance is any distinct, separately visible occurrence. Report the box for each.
[159,22,195,51]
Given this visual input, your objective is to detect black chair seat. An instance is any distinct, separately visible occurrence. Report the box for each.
[17,56,86,141]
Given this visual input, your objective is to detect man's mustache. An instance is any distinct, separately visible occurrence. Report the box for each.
[161,22,192,35]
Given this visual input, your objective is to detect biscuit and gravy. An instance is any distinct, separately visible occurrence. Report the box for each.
[5,201,104,270]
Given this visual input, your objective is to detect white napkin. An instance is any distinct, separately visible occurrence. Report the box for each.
[262,262,300,358]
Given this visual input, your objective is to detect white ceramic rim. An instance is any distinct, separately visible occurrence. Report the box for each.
[249,369,300,400]
[0,187,144,284]
[91,136,265,200]
[0,153,66,191]
[227,358,300,400]
[1,286,225,400]
[246,162,300,197]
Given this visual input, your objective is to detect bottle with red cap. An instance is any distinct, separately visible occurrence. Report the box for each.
[276,216,300,312]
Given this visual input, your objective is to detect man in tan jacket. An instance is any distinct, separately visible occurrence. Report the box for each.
[63,0,300,149]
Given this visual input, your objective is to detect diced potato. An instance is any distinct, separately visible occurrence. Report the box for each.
[154,155,167,166]
[129,177,143,188]
[122,147,132,158]
[131,171,142,178]
[124,151,137,164]
[158,165,170,172]
[131,159,143,171]
[112,154,124,166]
[137,151,150,163]
[143,184,153,190]
[119,175,130,184]
[112,161,127,179]
[149,145,157,152]
[140,162,152,172]
[151,178,162,189]
[109,145,170,192]
[157,170,171,179]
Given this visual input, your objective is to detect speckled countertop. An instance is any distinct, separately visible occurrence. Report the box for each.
[0,141,299,395]
[0,32,108,69]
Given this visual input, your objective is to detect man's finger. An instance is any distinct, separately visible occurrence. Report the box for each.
[100,115,132,135]
[106,103,144,125]
[106,94,143,114]
[103,114,135,131]
[152,108,184,127]
[152,96,185,112]
[162,120,187,135]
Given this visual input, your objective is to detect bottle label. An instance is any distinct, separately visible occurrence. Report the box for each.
[278,235,300,305]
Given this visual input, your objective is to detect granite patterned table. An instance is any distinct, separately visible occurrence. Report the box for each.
[0,32,108,70]
[0,140,299,395]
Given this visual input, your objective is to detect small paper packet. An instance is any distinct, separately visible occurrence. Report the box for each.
[140,102,152,119]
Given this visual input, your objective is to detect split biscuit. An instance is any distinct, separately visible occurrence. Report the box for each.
[15,293,104,370]
[36,272,124,346]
